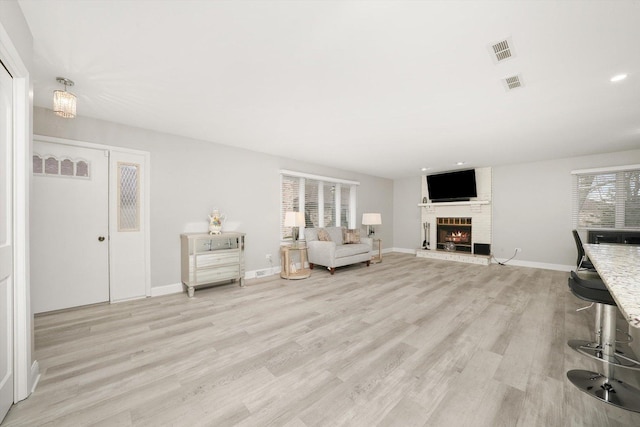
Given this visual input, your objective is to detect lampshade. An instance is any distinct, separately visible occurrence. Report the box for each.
[284,211,305,227]
[362,213,382,225]
[53,77,76,119]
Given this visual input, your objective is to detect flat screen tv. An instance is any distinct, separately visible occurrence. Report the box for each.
[426,169,477,202]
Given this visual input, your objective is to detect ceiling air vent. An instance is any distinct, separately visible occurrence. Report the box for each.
[502,74,523,91]
[488,37,515,64]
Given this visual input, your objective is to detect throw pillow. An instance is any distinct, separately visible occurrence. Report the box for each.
[317,228,331,241]
[343,228,361,244]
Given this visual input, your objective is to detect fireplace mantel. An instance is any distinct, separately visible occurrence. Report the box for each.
[418,200,490,208]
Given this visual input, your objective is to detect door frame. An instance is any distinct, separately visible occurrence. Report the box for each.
[0,22,34,402]
[33,135,152,299]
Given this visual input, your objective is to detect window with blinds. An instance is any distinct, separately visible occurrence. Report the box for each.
[572,166,640,230]
[280,171,358,240]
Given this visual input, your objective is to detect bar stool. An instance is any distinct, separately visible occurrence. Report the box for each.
[567,272,640,370]
[567,271,640,412]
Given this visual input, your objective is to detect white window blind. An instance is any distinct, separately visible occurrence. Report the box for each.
[280,171,359,240]
[572,166,640,230]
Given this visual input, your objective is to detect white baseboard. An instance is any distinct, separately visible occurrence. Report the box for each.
[30,360,40,395]
[245,266,281,279]
[493,259,573,272]
[150,282,184,297]
[392,247,574,272]
[391,247,416,254]
[150,268,283,297]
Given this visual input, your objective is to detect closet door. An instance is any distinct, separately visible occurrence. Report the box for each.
[0,60,13,424]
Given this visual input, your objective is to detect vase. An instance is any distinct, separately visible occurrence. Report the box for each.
[208,209,225,235]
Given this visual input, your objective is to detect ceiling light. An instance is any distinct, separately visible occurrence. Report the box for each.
[53,77,76,118]
[421,167,431,172]
[610,74,627,82]
[456,162,466,166]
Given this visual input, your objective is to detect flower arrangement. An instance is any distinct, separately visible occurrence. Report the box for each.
[208,209,225,235]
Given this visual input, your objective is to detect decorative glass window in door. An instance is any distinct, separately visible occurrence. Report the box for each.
[33,153,90,179]
[118,162,140,231]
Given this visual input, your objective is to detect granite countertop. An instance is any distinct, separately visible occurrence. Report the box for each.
[583,243,640,328]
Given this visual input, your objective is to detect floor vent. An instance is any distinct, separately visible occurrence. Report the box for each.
[503,74,523,91]
[489,37,515,64]
[255,269,270,278]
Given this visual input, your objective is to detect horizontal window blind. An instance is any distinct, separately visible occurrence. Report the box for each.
[281,175,300,240]
[281,172,358,240]
[572,167,640,230]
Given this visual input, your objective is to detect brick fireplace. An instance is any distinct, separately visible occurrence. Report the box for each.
[417,167,492,264]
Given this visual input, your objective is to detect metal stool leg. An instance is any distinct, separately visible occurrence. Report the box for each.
[569,302,640,369]
[568,305,640,412]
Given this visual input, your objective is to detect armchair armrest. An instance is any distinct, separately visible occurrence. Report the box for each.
[307,240,337,267]
[359,236,373,249]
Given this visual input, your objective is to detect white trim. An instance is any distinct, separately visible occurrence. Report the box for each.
[391,247,416,254]
[394,247,574,272]
[150,266,283,297]
[334,184,341,227]
[418,200,490,207]
[33,135,152,299]
[349,185,357,228]
[1,20,32,402]
[493,259,573,272]
[150,283,184,297]
[318,181,324,227]
[29,361,40,394]
[280,169,360,186]
[571,164,640,175]
[34,135,148,156]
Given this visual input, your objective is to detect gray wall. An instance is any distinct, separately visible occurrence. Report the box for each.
[393,176,422,251]
[392,149,640,269]
[0,0,33,69]
[33,107,394,289]
[492,149,640,269]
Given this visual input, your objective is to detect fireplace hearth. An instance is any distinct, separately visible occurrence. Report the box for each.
[437,217,472,253]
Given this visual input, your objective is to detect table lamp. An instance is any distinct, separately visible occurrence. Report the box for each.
[284,211,305,244]
[362,213,382,237]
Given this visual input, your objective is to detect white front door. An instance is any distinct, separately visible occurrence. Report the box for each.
[0,62,14,423]
[31,142,110,313]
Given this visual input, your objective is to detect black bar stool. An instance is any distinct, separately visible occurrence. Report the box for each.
[567,272,640,370]
[567,271,640,412]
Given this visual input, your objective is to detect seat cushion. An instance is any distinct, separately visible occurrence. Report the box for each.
[568,271,616,305]
[335,243,370,258]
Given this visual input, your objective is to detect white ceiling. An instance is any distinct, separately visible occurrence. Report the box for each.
[17,0,640,179]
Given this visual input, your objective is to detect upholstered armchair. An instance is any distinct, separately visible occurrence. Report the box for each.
[304,227,372,275]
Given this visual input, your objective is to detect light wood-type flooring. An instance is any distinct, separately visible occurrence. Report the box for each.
[5,253,640,426]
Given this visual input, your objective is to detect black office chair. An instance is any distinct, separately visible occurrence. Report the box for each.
[572,230,596,271]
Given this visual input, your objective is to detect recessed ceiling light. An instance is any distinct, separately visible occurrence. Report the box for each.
[420,167,431,172]
[610,73,628,82]
[456,162,465,166]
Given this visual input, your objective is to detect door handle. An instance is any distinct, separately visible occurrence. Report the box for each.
[98,236,105,242]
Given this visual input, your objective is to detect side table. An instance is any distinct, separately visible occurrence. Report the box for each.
[280,244,311,279]
[371,238,382,263]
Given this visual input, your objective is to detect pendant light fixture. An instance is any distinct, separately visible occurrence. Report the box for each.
[53,77,76,118]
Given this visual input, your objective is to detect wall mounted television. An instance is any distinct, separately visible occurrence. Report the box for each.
[426,169,477,202]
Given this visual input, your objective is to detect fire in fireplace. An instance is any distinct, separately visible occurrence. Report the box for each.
[436,217,472,253]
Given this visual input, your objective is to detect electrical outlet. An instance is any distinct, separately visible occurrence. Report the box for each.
[515,248,522,253]
[266,254,272,261]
